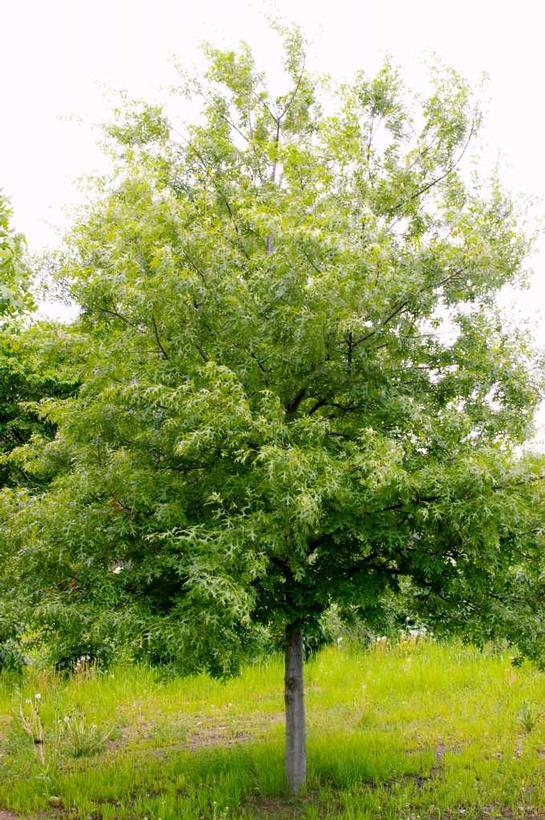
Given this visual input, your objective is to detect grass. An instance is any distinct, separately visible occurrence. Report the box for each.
[0,640,545,817]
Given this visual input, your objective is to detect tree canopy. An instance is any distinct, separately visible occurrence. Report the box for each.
[2,30,544,790]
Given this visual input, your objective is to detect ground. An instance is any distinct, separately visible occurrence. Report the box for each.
[0,640,545,818]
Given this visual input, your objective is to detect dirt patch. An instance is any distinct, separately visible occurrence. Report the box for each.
[429,740,447,779]
[474,810,544,819]
[188,712,283,751]
[244,793,342,820]
[189,724,252,750]
[244,796,301,819]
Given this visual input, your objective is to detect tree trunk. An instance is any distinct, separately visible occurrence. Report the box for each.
[284,623,306,794]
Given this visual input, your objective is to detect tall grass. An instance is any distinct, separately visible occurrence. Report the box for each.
[0,640,544,817]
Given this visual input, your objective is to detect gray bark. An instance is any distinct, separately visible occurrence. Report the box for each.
[284,623,306,793]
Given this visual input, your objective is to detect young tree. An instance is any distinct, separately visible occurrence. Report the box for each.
[4,32,544,791]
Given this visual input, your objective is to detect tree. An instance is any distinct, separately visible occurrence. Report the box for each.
[0,193,77,490]
[0,193,36,667]
[0,194,76,667]
[0,192,31,320]
[4,31,545,792]
[0,328,77,489]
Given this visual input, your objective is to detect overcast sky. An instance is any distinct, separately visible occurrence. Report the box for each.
[2,0,545,435]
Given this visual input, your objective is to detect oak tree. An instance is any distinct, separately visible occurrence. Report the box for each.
[5,32,545,790]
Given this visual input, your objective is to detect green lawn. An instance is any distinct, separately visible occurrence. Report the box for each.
[1,640,545,818]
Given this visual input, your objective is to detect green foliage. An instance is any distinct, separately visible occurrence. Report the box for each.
[0,192,31,320]
[0,327,78,669]
[0,197,77,668]
[0,608,26,672]
[0,326,76,488]
[2,29,544,672]
[0,194,75,488]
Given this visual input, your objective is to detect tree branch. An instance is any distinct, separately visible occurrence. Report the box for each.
[250,350,269,376]
[286,387,307,416]
[98,304,139,329]
[151,315,170,360]
[353,266,467,349]
[390,121,476,214]
[279,58,307,120]
[194,341,209,363]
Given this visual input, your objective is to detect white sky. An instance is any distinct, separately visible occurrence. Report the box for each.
[2,0,545,436]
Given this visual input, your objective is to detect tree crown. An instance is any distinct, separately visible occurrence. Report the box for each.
[4,32,545,673]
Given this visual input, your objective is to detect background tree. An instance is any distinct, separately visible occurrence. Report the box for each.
[0,194,75,667]
[3,31,544,791]
[0,190,33,668]
[0,192,31,320]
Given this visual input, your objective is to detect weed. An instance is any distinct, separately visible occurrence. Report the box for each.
[517,700,541,734]
[18,693,45,764]
[57,711,113,758]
